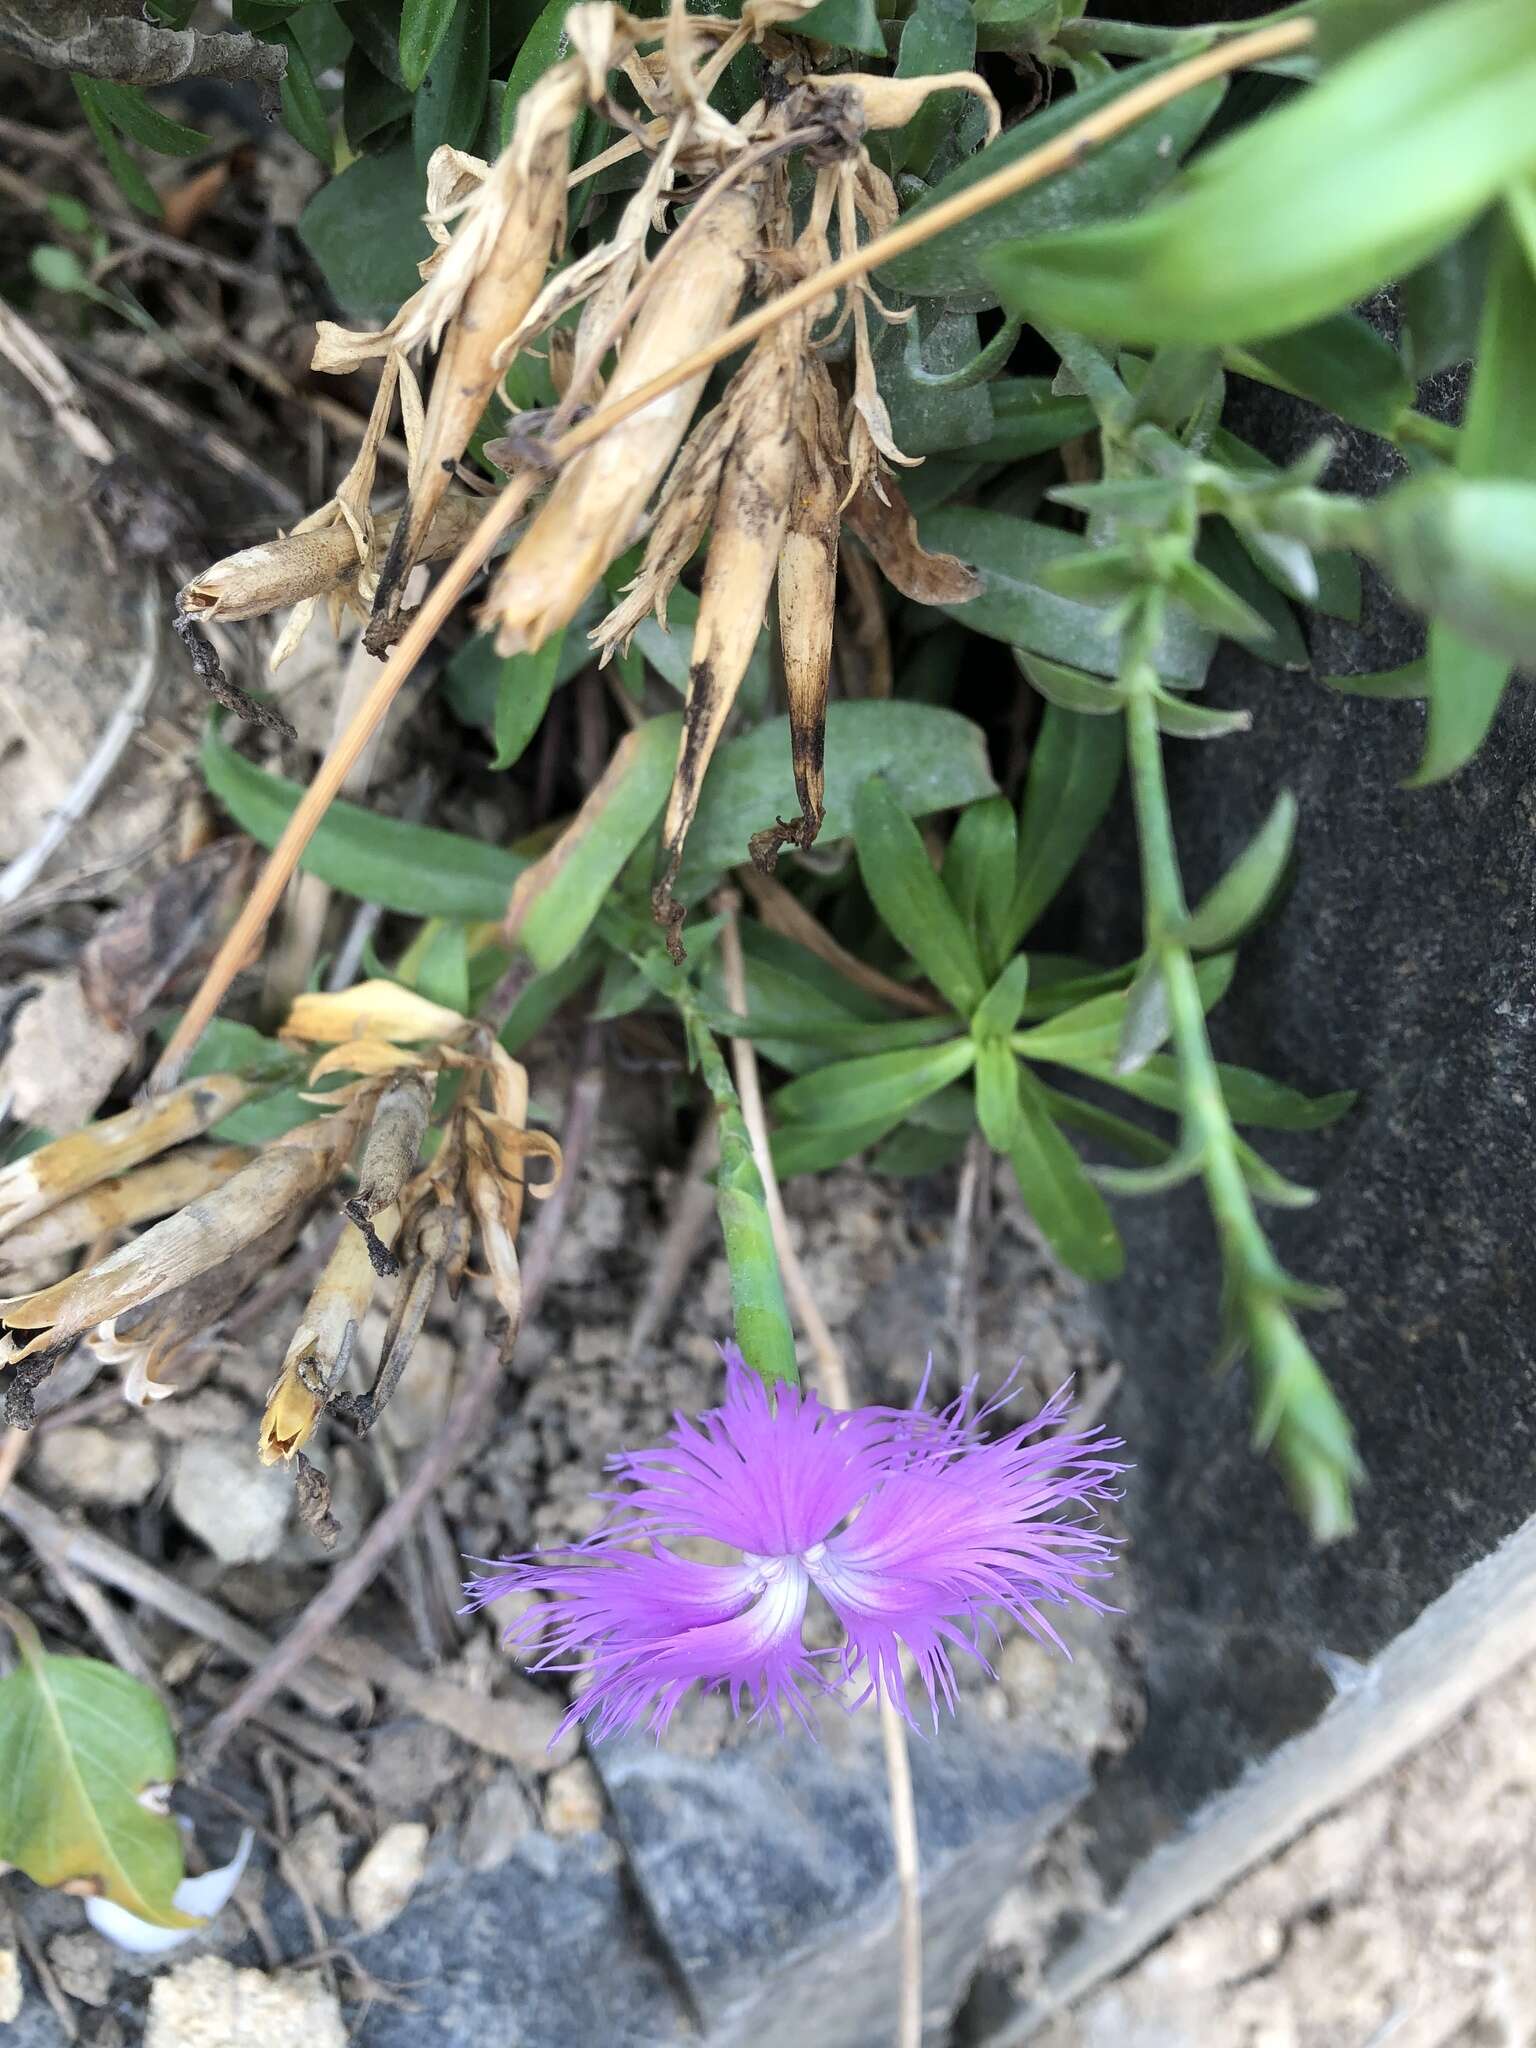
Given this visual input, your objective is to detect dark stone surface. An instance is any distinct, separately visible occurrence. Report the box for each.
[598,1721,1087,2047]
[1075,377,1536,1883]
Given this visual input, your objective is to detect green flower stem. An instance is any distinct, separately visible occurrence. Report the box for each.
[904,314,1024,392]
[1120,625,1361,1541]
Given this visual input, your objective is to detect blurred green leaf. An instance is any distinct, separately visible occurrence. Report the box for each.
[1009,1067,1123,1279]
[500,942,600,1053]
[773,1039,976,1127]
[1197,522,1308,670]
[492,630,566,770]
[1321,660,1426,700]
[414,0,488,168]
[1095,1053,1356,1131]
[889,0,974,176]
[879,61,1225,299]
[1006,701,1124,949]
[677,701,997,896]
[868,1124,969,1175]
[73,79,208,156]
[1040,1085,1171,1167]
[344,46,412,146]
[0,1606,194,1930]
[942,795,1017,976]
[985,0,1536,343]
[1015,650,1126,715]
[1401,213,1493,380]
[1235,312,1412,437]
[1017,952,1232,1064]
[771,1117,906,1177]
[854,777,987,1016]
[501,0,590,147]
[204,726,524,918]
[791,0,885,55]
[1407,206,1536,782]
[72,78,162,215]
[965,378,1097,462]
[400,920,472,1012]
[971,953,1031,1039]
[975,1037,1023,1150]
[272,23,335,164]
[1211,428,1362,622]
[298,144,431,323]
[872,300,995,455]
[398,0,457,89]
[1181,793,1297,951]
[1153,692,1253,742]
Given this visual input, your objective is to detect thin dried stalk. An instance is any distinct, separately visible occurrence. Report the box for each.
[0,1143,254,1273]
[481,176,763,656]
[0,1076,251,1237]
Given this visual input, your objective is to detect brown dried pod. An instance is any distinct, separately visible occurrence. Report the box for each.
[345,1069,434,1241]
[480,177,764,658]
[259,1207,398,1465]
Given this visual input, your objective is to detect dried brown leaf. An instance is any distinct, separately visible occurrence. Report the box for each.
[843,473,981,604]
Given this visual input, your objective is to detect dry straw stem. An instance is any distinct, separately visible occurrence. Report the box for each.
[153,16,1312,1088]
[0,1143,254,1273]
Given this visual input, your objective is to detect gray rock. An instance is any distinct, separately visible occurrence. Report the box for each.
[598,1720,1087,2047]
[170,1436,292,1565]
[1070,370,1536,1883]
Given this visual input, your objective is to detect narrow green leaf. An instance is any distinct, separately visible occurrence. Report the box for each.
[869,1124,969,1176]
[1197,522,1308,669]
[985,0,1536,344]
[1407,208,1536,782]
[1167,559,1276,653]
[72,78,162,216]
[975,1038,1023,1151]
[0,1607,194,1929]
[1401,214,1493,380]
[854,778,987,1016]
[878,61,1225,300]
[1015,651,1126,716]
[677,701,997,898]
[919,506,1213,685]
[1153,691,1253,742]
[74,79,208,156]
[501,0,588,147]
[1016,953,1233,1064]
[942,796,1018,977]
[1038,1085,1171,1167]
[771,1117,905,1178]
[1094,1053,1356,1132]
[272,25,335,165]
[1009,1068,1124,1280]
[398,0,457,90]
[965,378,1098,462]
[1181,792,1297,952]
[1112,956,1168,1076]
[772,1039,976,1127]
[203,725,524,918]
[511,715,680,971]
[1235,1138,1318,1209]
[492,630,566,770]
[401,921,471,1013]
[1234,312,1412,438]
[971,954,1031,1040]
[1211,428,1361,622]
[1321,660,1426,699]
[1006,702,1124,950]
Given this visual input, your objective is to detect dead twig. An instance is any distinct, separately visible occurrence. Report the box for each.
[0,1894,77,2043]
[194,1030,606,1766]
[716,897,922,2048]
[0,582,161,909]
[0,1484,362,1718]
[0,298,113,465]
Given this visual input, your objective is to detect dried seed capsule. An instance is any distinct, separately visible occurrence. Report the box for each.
[345,1070,434,1234]
[0,1076,251,1239]
[259,1207,398,1465]
[481,178,763,658]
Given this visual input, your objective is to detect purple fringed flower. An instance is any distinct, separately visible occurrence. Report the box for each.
[464,1349,1127,1741]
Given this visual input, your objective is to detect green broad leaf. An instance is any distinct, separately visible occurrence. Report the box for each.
[974,1038,1024,1151]
[676,701,997,897]
[1153,691,1253,742]
[1015,650,1126,716]
[1234,313,1412,438]
[1006,701,1124,950]
[971,953,1031,1040]
[771,1116,906,1178]
[878,60,1225,300]
[854,777,987,1016]
[203,726,524,918]
[1197,522,1308,670]
[1016,952,1233,1064]
[413,0,488,170]
[178,1017,304,1092]
[72,78,162,216]
[344,47,413,147]
[919,506,1214,684]
[339,0,407,81]
[908,1082,978,1134]
[1112,956,1168,1076]
[623,584,772,706]
[1098,1053,1356,1132]
[1008,1067,1123,1280]
[868,1124,969,1176]
[871,300,995,456]
[1407,208,1536,783]
[1321,660,1426,700]
[772,1039,976,1128]
[0,1607,195,1929]
[965,378,1098,462]
[492,631,566,770]
[511,715,680,971]
[969,0,1058,52]
[790,0,885,56]
[1401,214,1493,380]
[1038,1085,1172,1168]
[272,24,335,165]
[398,0,458,90]
[984,0,1536,345]
[889,0,975,177]
[1181,792,1297,952]
[444,606,595,732]
[298,144,431,324]
[941,795,1017,977]
[74,79,208,156]
[1123,345,1223,434]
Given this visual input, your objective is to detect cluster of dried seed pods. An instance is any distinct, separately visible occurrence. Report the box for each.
[0,983,558,1542]
[178,1,986,955]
